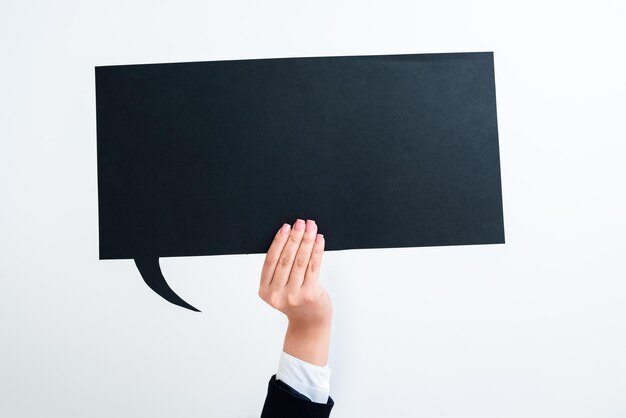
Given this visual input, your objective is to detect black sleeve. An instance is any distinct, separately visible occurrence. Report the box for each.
[260,374,335,418]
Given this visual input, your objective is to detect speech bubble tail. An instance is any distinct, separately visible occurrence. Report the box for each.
[134,257,201,312]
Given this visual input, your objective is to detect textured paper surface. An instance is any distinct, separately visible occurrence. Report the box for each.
[95,52,505,310]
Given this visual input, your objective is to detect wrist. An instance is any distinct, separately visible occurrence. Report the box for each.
[283,318,331,366]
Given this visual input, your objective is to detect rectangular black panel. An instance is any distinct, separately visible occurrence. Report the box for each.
[96,52,504,260]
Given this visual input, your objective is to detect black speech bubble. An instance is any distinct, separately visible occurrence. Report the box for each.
[95,52,504,312]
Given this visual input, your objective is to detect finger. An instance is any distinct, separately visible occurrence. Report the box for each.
[303,233,325,289]
[286,219,318,289]
[260,223,291,288]
[270,218,306,289]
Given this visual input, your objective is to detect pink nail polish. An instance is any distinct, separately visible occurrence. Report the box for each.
[280,223,291,234]
[305,219,316,232]
[316,234,324,243]
[294,219,305,231]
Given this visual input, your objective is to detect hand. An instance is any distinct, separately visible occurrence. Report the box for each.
[259,219,332,366]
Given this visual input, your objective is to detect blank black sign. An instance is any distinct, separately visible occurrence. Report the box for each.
[95,51,504,311]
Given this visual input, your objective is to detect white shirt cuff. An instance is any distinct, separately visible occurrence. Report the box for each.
[275,350,331,404]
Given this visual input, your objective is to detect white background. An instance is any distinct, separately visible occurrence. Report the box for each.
[1,1,625,417]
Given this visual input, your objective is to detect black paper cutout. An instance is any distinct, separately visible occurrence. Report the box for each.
[95,51,505,311]
[134,257,201,312]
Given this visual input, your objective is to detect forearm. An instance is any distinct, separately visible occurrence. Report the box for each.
[283,317,332,367]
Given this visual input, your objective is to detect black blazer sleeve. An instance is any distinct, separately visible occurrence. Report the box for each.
[261,374,335,418]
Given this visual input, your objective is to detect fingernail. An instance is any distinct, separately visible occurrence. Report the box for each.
[280,223,291,234]
[305,219,316,232]
[316,234,324,243]
[294,219,305,231]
